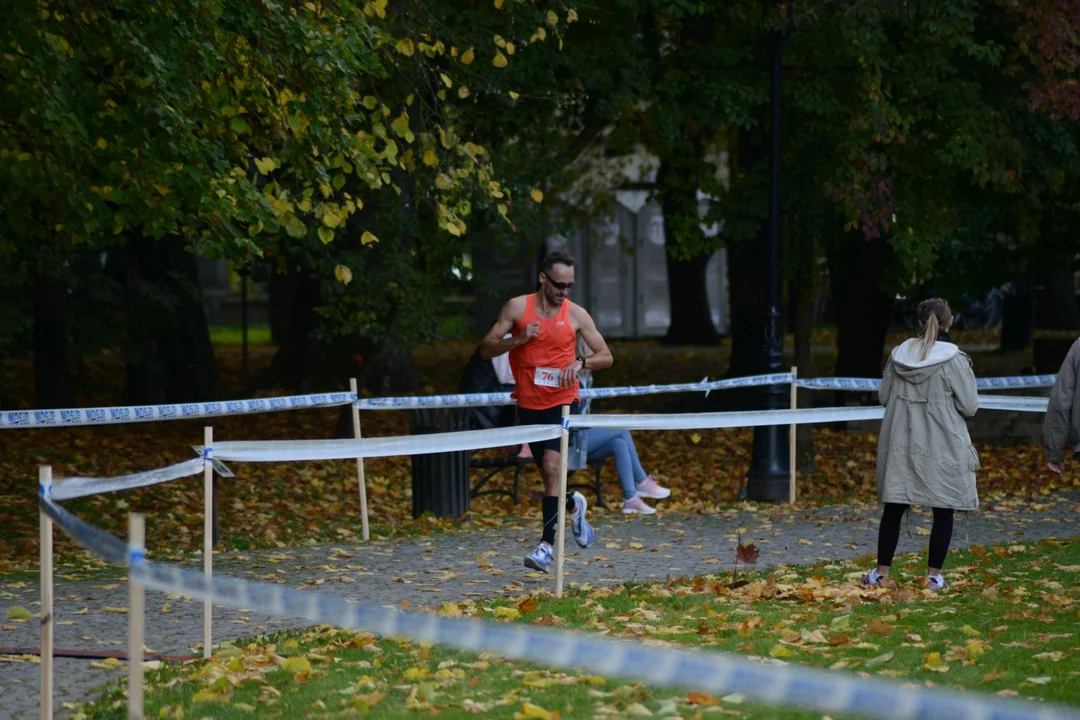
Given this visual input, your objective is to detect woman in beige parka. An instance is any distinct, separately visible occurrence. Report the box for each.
[861,298,979,591]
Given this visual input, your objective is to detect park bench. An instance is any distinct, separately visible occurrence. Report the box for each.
[468,442,605,508]
[407,379,608,518]
[465,375,606,507]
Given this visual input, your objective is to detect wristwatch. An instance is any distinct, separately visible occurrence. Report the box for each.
[577,356,586,370]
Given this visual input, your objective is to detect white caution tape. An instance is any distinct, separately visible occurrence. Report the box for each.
[569,395,1048,432]
[977,396,1049,412]
[568,406,887,431]
[0,392,357,430]
[204,424,561,463]
[39,495,1080,720]
[52,458,206,502]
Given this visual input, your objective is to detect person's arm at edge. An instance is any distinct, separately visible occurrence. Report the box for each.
[574,306,613,371]
[1044,339,1080,469]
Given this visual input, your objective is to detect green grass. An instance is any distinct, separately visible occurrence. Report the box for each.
[76,538,1080,719]
[209,325,274,347]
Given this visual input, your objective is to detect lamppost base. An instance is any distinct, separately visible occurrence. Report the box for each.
[745,423,789,503]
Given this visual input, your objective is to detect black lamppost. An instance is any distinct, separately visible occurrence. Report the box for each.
[746,7,789,502]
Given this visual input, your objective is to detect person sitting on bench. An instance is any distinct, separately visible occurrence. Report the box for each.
[575,338,670,515]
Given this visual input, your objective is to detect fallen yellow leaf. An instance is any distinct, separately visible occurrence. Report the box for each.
[495,606,521,621]
[281,657,312,674]
[514,702,554,720]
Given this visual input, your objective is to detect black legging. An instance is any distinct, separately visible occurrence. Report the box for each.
[877,503,954,570]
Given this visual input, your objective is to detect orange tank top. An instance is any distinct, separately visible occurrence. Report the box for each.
[509,294,579,410]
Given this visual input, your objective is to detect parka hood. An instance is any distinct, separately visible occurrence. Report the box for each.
[889,338,959,384]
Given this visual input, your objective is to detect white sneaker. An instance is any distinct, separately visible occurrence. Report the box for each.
[926,574,948,591]
[622,496,656,515]
[635,475,670,499]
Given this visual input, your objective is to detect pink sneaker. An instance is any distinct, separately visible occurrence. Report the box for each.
[635,475,670,499]
[622,495,656,515]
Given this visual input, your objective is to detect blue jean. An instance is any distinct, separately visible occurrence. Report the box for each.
[585,428,647,499]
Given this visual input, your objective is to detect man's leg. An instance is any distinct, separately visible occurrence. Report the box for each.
[540,448,577,545]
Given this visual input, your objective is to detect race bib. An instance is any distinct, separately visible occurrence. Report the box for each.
[534,367,561,388]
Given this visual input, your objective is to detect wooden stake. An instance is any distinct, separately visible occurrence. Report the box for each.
[203,426,213,660]
[128,514,145,720]
[789,366,798,505]
[555,405,571,599]
[39,466,53,720]
[350,378,370,541]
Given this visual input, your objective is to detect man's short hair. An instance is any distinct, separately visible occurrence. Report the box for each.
[541,251,575,275]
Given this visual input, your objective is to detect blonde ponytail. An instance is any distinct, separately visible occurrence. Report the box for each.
[915,298,952,360]
[918,312,938,360]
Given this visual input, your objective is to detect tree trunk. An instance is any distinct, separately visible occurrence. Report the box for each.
[1001,266,1035,352]
[829,235,894,381]
[265,264,321,390]
[654,152,722,347]
[663,251,722,345]
[1035,253,1079,329]
[32,273,74,408]
[726,234,770,379]
[792,277,815,474]
[109,238,219,404]
[269,268,294,346]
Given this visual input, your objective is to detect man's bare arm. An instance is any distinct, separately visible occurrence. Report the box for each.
[480,297,534,359]
[575,308,613,371]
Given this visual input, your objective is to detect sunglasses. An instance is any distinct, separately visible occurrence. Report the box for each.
[542,273,574,291]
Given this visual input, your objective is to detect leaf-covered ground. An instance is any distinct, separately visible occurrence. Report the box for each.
[0,341,1070,575]
[74,538,1080,719]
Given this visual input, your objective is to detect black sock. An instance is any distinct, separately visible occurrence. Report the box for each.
[566,493,576,514]
[542,496,559,545]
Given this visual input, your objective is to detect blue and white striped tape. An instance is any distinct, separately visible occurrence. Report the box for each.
[795,375,1057,392]
[39,495,1079,720]
[0,392,357,430]
[353,374,798,410]
[795,377,882,391]
[976,374,1057,389]
[2,374,1056,429]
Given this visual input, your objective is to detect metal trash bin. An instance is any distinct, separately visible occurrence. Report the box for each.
[408,407,471,519]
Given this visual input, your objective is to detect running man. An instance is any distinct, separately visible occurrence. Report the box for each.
[481,251,613,573]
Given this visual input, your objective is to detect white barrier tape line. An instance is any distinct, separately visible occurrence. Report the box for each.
[978,396,1049,412]
[123,559,1079,720]
[203,424,563,463]
[353,374,798,410]
[41,495,1079,720]
[570,394,1051,432]
[568,406,887,431]
[51,458,205,502]
[0,392,358,430]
